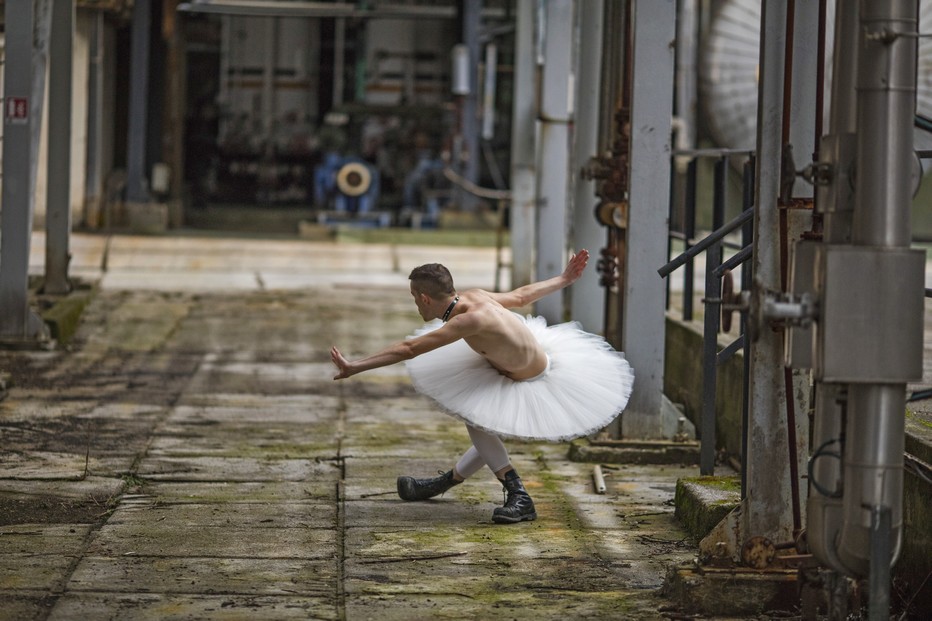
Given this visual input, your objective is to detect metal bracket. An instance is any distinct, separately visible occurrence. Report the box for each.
[744,278,819,342]
[801,161,834,187]
[762,291,818,327]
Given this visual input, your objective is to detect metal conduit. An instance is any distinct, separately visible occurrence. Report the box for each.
[835,0,919,582]
[806,0,858,577]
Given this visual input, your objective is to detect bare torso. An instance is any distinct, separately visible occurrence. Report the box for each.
[453,289,548,381]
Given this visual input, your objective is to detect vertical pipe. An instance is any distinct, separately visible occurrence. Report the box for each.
[85,13,105,226]
[701,240,722,475]
[836,0,918,578]
[740,155,755,495]
[683,158,697,321]
[838,385,907,575]
[699,154,727,475]
[481,43,497,141]
[459,0,481,211]
[569,0,606,333]
[262,17,277,139]
[535,0,573,323]
[713,156,726,232]
[45,0,74,295]
[808,0,857,574]
[868,506,892,619]
[838,0,922,588]
[508,0,536,289]
[126,0,151,203]
[219,16,230,141]
[820,0,859,245]
[851,5,916,249]
[333,17,346,108]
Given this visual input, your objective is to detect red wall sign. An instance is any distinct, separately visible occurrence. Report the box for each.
[5,97,29,124]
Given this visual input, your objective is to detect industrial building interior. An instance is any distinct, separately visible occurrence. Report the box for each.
[2,0,932,618]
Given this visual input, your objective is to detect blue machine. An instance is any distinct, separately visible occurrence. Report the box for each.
[314,154,384,225]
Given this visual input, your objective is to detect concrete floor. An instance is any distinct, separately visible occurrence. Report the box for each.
[0,232,712,620]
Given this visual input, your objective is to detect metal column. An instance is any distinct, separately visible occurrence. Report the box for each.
[804,2,921,593]
[806,0,859,575]
[699,0,803,561]
[0,0,51,343]
[535,0,573,323]
[333,17,346,108]
[620,0,675,437]
[743,0,795,545]
[835,0,919,580]
[569,0,605,334]
[508,0,536,289]
[44,0,75,295]
[84,13,106,227]
[458,0,481,212]
[126,0,152,204]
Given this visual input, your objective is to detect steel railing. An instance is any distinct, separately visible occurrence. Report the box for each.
[660,149,756,476]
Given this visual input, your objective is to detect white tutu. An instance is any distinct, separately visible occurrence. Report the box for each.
[405,314,634,441]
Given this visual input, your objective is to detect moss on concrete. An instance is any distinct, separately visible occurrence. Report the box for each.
[906,408,932,430]
[679,475,740,495]
[41,288,95,345]
[674,476,740,541]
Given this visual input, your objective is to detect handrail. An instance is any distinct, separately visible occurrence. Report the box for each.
[658,207,754,278]
[713,245,754,278]
[717,335,745,365]
[672,147,755,158]
[664,150,755,476]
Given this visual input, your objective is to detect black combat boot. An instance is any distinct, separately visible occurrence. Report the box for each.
[492,470,537,523]
[397,470,462,501]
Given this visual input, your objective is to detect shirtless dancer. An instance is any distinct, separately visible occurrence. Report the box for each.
[330,250,590,523]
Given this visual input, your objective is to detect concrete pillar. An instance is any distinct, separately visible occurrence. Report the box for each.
[569,0,605,333]
[0,0,51,343]
[535,0,574,323]
[44,0,75,295]
[508,0,536,288]
[620,0,675,438]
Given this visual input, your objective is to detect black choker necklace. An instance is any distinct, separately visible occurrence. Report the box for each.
[442,296,460,322]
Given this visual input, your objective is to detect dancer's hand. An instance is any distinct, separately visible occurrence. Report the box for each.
[331,346,354,380]
[562,249,590,284]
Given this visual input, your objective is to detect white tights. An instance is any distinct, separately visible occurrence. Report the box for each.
[454,424,511,479]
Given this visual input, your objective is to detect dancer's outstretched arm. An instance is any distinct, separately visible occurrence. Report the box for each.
[488,249,589,309]
[331,312,480,380]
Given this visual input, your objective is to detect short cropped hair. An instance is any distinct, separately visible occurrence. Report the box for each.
[409,263,455,299]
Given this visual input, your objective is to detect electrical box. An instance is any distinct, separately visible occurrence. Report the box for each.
[813,245,925,383]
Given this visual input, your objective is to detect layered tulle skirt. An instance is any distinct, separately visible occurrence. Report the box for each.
[405,314,634,441]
